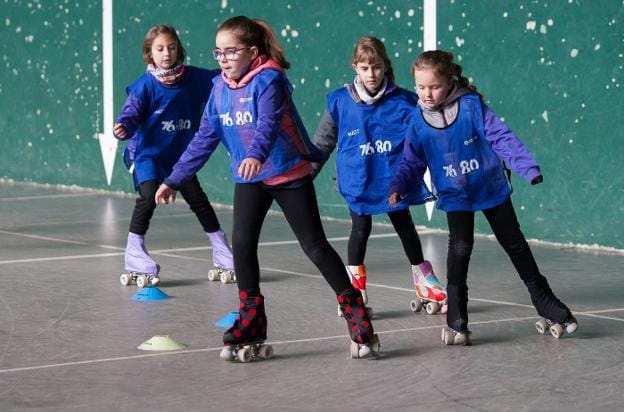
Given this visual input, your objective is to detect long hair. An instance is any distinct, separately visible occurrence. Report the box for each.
[411,50,481,97]
[217,16,290,69]
[352,36,395,83]
[142,24,186,65]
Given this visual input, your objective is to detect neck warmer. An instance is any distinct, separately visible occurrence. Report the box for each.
[352,75,388,105]
[417,82,472,127]
[221,55,285,89]
[147,64,185,85]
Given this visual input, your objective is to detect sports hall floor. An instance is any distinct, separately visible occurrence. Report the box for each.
[1,181,623,412]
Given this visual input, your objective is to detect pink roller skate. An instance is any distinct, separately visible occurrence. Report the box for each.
[119,233,161,288]
[337,265,373,318]
[410,261,447,315]
[220,289,273,362]
[338,288,380,359]
[206,229,236,284]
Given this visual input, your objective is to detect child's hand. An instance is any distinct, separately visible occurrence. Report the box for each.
[155,183,177,205]
[113,123,127,139]
[388,192,404,208]
[238,158,261,180]
[531,175,544,185]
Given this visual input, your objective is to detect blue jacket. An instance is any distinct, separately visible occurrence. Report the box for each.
[165,67,320,188]
[319,84,432,215]
[114,66,219,186]
[390,93,541,212]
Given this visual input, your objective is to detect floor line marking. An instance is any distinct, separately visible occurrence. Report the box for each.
[0,314,553,375]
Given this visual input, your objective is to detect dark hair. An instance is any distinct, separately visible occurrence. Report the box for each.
[142,24,186,65]
[217,16,290,69]
[411,50,481,97]
[352,36,395,83]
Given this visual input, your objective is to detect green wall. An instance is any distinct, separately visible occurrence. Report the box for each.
[1,1,622,250]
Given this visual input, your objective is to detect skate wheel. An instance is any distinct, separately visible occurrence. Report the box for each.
[350,341,360,358]
[566,320,578,335]
[410,299,422,313]
[150,276,160,286]
[258,344,273,359]
[208,269,219,281]
[220,271,233,284]
[119,273,131,286]
[219,346,234,361]
[337,305,344,318]
[238,347,252,363]
[535,318,548,335]
[136,275,149,288]
[426,301,440,315]
[550,324,564,339]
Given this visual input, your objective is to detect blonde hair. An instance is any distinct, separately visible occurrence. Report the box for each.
[142,24,186,65]
[352,36,395,83]
[411,50,481,97]
[217,16,290,69]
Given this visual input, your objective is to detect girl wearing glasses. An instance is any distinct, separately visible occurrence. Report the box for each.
[155,16,380,361]
[113,24,234,288]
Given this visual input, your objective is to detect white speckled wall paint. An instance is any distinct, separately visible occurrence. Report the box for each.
[0,0,622,249]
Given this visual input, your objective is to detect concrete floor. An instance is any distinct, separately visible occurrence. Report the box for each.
[0,181,623,412]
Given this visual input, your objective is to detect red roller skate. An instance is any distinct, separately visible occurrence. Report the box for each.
[220,289,273,362]
[338,265,373,318]
[338,288,380,359]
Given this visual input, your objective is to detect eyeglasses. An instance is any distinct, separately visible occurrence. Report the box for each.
[212,47,249,60]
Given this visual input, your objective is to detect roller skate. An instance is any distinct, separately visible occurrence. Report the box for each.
[206,229,236,284]
[220,289,273,362]
[441,327,472,346]
[535,315,578,339]
[338,288,380,359]
[410,261,448,315]
[338,265,373,318]
[119,233,161,288]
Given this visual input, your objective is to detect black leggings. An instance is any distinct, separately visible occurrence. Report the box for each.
[129,176,221,235]
[445,199,571,332]
[232,179,350,294]
[348,208,424,266]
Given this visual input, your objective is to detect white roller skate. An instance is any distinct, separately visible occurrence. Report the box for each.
[338,265,373,318]
[410,261,448,315]
[219,342,274,363]
[535,315,578,339]
[119,271,160,288]
[441,327,472,346]
[120,233,161,288]
[350,334,381,359]
[207,229,236,284]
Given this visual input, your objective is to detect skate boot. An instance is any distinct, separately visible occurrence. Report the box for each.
[410,261,448,315]
[441,327,472,346]
[535,315,578,339]
[338,265,372,318]
[120,232,161,288]
[338,288,380,359]
[206,229,236,284]
[220,289,273,362]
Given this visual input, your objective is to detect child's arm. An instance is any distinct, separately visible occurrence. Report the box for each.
[310,109,338,176]
[482,103,542,184]
[245,80,286,164]
[163,108,221,191]
[114,94,144,140]
[388,135,428,207]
